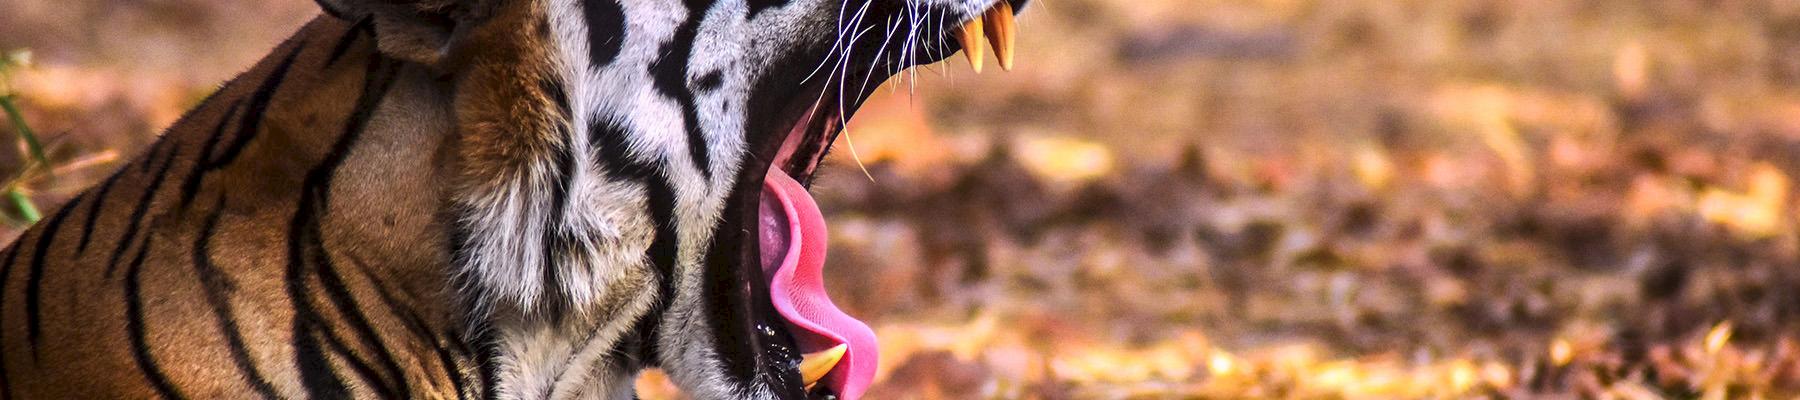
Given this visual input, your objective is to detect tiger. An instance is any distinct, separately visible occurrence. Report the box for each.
[0,0,1024,398]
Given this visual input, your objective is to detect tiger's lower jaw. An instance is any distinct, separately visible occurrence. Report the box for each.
[676,74,877,399]
[757,99,878,399]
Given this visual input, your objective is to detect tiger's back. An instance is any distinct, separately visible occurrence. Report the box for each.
[0,18,476,398]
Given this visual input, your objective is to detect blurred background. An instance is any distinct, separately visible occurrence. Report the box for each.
[6,0,1800,398]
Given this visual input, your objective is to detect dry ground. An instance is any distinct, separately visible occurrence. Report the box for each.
[6,0,1800,398]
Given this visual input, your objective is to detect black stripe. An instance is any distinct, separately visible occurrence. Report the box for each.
[475,333,503,400]
[357,269,435,352]
[103,232,145,282]
[313,254,409,398]
[286,56,404,399]
[0,247,19,293]
[24,194,80,359]
[695,71,723,92]
[745,0,793,19]
[304,77,412,391]
[316,0,352,20]
[139,140,166,173]
[540,142,576,319]
[589,119,682,364]
[325,18,372,67]
[649,0,721,181]
[124,236,186,400]
[358,272,467,397]
[313,317,400,398]
[295,293,390,394]
[446,330,478,398]
[589,120,657,179]
[581,0,627,68]
[536,78,577,311]
[0,247,21,400]
[442,221,487,400]
[205,41,304,168]
[108,142,180,273]
[291,324,349,399]
[436,340,469,400]
[180,100,245,210]
[638,180,680,310]
[538,78,572,118]
[0,247,20,293]
[312,58,397,211]
[287,174,352,394]
[191,201,281,399]
[78,167,127,253]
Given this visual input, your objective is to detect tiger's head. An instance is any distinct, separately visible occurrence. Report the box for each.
[313,0,1023,398]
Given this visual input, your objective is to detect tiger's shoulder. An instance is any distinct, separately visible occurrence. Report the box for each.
[0,16,477,399]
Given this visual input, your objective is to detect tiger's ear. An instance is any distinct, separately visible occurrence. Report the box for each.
[314,0,481,67]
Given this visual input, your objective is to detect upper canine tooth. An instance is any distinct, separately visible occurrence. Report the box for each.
[798,344,849,386]
[958,17,987,74]
[983,1,1017,71]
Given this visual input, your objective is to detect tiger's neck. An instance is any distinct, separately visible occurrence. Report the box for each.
[435,2,666,396]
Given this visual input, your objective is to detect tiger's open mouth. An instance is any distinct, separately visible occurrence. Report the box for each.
[750,1,1022,398]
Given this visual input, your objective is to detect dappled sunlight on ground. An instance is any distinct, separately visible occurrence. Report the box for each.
[7,0,1800,397]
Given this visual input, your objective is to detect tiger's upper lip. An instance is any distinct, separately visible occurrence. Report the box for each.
[771,0,1025,182]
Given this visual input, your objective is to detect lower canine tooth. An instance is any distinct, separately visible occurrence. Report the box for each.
[798,344,849,386]
[983,1,1017,71]
[958,17,987,73]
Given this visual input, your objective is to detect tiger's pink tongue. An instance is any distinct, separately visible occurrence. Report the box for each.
[760,170,877,400]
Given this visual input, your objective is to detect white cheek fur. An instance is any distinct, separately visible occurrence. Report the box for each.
[458,0,953,397]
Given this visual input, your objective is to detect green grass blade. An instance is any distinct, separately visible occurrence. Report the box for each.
[7,190,39,224]
[0,95,48,168]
